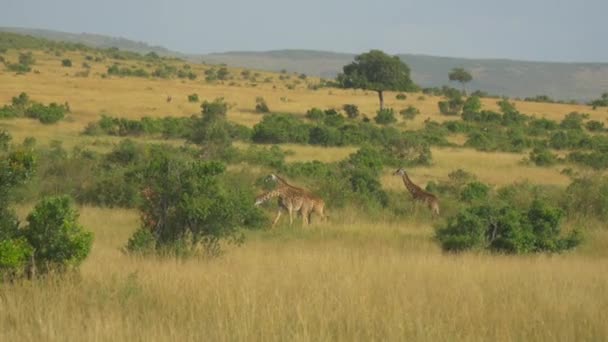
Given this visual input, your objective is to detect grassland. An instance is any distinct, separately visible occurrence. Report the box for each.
[1,47,608,341]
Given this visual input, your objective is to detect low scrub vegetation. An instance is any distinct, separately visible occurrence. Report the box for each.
[0,92,69,124]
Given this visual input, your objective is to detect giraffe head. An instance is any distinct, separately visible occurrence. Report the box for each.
[393,168,407,176]
[265,173,279,183]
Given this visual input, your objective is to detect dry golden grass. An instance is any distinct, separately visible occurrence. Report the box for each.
[2,49,608,341]
[1,207,607,341]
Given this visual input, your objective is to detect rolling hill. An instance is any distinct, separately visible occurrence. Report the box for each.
[2,27,607,101]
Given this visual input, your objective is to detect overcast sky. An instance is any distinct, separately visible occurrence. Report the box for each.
[1,0,606,62]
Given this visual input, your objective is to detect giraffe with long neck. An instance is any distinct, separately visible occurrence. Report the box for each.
[393,168,440,216]
[255,174,326,228]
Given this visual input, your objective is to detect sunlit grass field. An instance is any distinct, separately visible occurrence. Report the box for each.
[1,48,608,341]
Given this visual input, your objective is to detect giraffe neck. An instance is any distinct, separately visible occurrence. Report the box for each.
[255,190,282,205]
[401,174,421,197]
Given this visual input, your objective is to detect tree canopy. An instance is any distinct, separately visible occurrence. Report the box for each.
[337,50,416,110]
[448,68,473,94]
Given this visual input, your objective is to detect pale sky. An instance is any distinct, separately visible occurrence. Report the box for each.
[1,0,606,62]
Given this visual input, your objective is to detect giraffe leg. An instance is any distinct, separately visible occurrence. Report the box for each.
[271,209,282,228]
[288,207,294,226]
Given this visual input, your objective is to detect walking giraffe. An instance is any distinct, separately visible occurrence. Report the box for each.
[254,174,327,228]
[393,168,440,216]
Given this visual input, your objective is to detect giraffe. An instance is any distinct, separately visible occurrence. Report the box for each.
[393,168,440,216]
[254,174,327,228]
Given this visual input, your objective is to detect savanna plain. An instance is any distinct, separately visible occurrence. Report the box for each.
[1,38,608,341]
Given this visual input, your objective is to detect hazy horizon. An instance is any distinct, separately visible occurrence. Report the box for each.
[1,0,606,63]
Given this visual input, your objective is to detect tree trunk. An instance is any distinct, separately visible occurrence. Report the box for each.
[461,82,467,96]
[377,90,384,111]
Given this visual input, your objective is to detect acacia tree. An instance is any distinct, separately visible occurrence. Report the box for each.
[337,50,416,110]
[448,68,473,95]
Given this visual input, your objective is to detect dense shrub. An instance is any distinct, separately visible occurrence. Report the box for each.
[25,102,68,124]
[460,181,490,202]
[0,92,67,124]
[585,120,604,132]
[436,199,581,253]
[342,104,359,119]
[399,106,420,120]
[127,153,257,257]
[395,93,407,100]
[61,59,72,67]
[529,147,558,166]
[560,112,588,130]
[438,95,464,116]
[187,93,199,102]
[589,93,608,108]
[252,114,310,144]
[22,196,93,273]
[462,96,482,114]
[255,96,270,113]
[565,176,608,220]
[374,108,397,125]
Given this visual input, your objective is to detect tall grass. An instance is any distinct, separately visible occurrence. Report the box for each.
[1,207,606,341]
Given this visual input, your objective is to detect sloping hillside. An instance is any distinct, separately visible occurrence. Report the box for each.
[2,27,607,101]
[204,50,608,101]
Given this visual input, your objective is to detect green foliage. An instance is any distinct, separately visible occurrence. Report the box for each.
[0,238,33,281]
[1,92,67,124]
[191,98,242,157]
[23,196,93,273]
[585,120,604,132]
[529,147,558,167]
[125,228,156,255]
[130,153,255,257]
[462,96,482,114]
[25,102,68,124]
[374,108,397,125]
[107,63,150,78]
[395,93,407,100]
[337,50,416,109]
[565,176,608,220]
[448,68,473,92]
[399,106,420,120]
[252,113,311,144]
[342,104,359,119]
[460,181,490,202]
[61,58,72,67]
[187,93,199,102]
[589,92,608,108]
[255,97,270,113]
[436,199,581,254]
[438,93,464,116]
[217,67,230,80]
[560,112,588,130]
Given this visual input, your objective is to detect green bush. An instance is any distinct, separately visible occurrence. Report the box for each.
[255,96,270,113]
[399,106,420,120]
[565,176,608,220]
[395,93,407,100]
[460,181,490,202]
[585,120,605,132]
[374,108,397,125]
[128,154,251,257]
[529,147,558,166]
[438,96,463,116]
[462,96,482,114]
[252,113,310,144]
[342,104,359,119]
[22,196,93,273]
[0,238,33,281]
[436,199,581,253]
[560,112,588,130]
[125,228,156,255]
[25,102,67,124]
[61,59,72,67]
[187,93,199,102]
